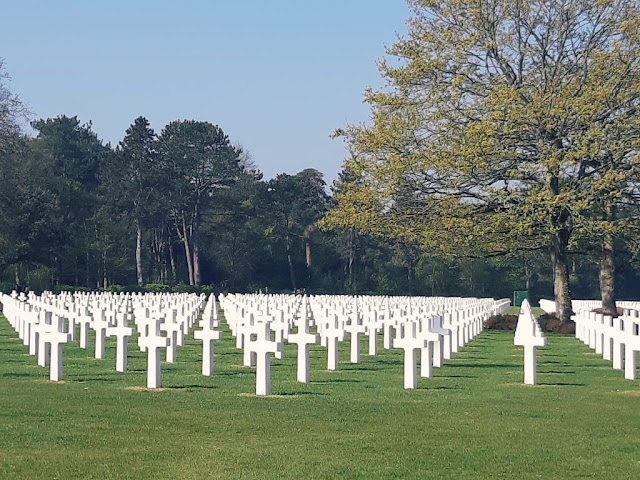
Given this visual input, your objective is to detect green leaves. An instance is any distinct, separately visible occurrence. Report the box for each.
[327,0,640,263]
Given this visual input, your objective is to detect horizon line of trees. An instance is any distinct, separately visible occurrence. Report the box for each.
[0,57,639,309]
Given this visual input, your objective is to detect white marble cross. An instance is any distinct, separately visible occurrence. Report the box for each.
[246,321,282,396]
[47,329,71,382]
[194,308,223,376]
[622,311,640,380]
[431,314,451,368]
[392,321,424,390]
[321,315,345,371]
[345,299,366,363]
[366,311,381,356]
[419,316,441,378]
[92,309,110,360]
[107,312,135,372]
[36,311,53,367]
[160,311,182,363]
[138,318,170,389]
[287,298,319,383]
[514,299,546,385]
[76,307,92,350]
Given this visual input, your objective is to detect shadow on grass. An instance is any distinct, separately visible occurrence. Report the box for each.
[417,386,458,390]
[368,359,400,365]
[276,391,327,396]
[2,372,33,377]
[537,382,586,386]
[70,377,117,382]
[448,363,517,369]
[214,371,252,377]
[539,370,576,374]
[435,374,476,379]
[343,366,382,371]
[312,379,363,384]
[166,384,217,390]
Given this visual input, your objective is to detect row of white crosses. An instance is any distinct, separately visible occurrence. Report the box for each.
[219,293,511,394]
[513,299,547,385]
[0,291,207,388]
[1,292,72,381]
[571,305,640,380]
[2,291,509,394]
[539,298,640,317]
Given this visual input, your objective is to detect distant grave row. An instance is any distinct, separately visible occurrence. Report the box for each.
[1,291,515,394]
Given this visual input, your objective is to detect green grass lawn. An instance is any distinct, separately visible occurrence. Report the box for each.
[1,310,639,479]
[503,306,546,317]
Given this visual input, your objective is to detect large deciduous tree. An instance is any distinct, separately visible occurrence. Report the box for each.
[0,59,29,155]
[31,115,104,286]
[158,120,243,286]
[325,0,640,323]
[103,116,160,286]
[267,169,330,290]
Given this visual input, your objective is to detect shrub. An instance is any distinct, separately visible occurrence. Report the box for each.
[200,285,214,297]
[0,282,13,294]
[144,283,170,293]
[484,314,518,331]
[538,314,576,334]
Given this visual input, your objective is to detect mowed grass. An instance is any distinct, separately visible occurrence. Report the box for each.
[1,310,639,479]
[503,306,546,317]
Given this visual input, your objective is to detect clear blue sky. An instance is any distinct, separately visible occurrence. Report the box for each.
[1,0,409,184]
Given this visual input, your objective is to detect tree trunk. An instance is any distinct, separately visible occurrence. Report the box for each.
[74,236,79,286]
[169,244,176,285]
[159,231,166,285]
[181,214,194,285]
[136,223,144,286]
[86,247,90,287]
[303,224,315,269]
[102,244,108,289]
[286,233,296,291]
[192,199,201,286]
[599,226,616,316]
[14,263,20,290]
[346,229,355,292]
[550,231,573,324]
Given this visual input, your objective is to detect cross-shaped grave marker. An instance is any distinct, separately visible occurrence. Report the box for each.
[107,312,136,372]
[194,307,223,376]
[287,298,319,383]
[514,299,547,385]
[47,328,72,382]
[246,321,282,396]
[36,310,53,367]
[76,307,93,350]
[92,309,110,360]
[138,317,170,389]
[161,311,182,363]
[419,315,442,378]
[345,299,367,364]
[392,320,424,390]
[320,314,345,371]
[431,314,451,368]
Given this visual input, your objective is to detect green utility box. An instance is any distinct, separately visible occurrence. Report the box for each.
[513,291,528,307]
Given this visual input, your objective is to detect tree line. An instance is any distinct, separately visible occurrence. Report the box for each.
[1,20,639,311]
